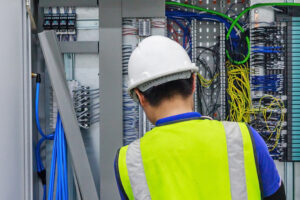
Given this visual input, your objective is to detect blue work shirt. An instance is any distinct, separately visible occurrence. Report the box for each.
[115,112,281,198]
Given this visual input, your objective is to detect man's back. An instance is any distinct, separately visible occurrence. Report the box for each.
[117,117,261,200]
[118,36,285,200]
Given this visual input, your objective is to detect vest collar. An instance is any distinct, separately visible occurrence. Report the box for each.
[155,112,202,126]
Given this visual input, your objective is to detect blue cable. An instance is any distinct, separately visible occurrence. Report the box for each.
[58,121,66,200]
[35,83,53,140]
[166,10,238,39]
[62,128,68,200]
[252,50,281,53]
[35,81,55,200]
[48,120,59,200]
[172,18,190,49]
[48,113,69,200]
[35,80,69,200]
[43,185,46,200]
[166,10,241,52]
[252,46,282,49]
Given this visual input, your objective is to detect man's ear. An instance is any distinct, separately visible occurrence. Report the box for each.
[192,73,196,93]
[135,89,147,107]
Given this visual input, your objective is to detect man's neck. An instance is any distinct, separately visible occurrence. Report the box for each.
[152,97,193,123]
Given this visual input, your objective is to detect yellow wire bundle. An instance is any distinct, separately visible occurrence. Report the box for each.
[226,60,284,151]
[257,95,285,151]
[197,73,219,88]
[226,61,252,122]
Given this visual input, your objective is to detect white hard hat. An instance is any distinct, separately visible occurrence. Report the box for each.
[128,35,198,101]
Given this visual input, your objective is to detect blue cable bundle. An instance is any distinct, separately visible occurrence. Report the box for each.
[166,10,241,54]
[252,46,282,53]
[35,82,54,200]
[35,81,68,200]
[166,10,239,39]
[48,113,68,200]
[252,75,283,92]
[166,12,193,57]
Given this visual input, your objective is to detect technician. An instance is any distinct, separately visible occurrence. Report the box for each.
[114,36,286,200]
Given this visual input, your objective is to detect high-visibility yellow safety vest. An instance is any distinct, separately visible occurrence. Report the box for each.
[116,118,262,200]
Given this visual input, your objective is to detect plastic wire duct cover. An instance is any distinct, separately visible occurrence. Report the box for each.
[131,71,193,101]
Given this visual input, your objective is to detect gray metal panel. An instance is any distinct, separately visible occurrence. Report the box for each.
[285,162,295,200]
[0,1,32,200]
[39,0,98,7]
[122,0,165,18]
[99,0,123,199]
[38,31,99,200]
[295,163,300,200]
[59,41,99,54]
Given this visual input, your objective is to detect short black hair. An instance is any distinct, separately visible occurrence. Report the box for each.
[140,75,194,107]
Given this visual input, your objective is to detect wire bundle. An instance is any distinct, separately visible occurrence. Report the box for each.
[122,44,140,145]
[226,61,252,123]
[151,19,166,28]
[48,113,69,200]
[122,45,132,75]
[196,44,221,119]
[72,87,100,128]
[167,17,192,57]
[35,82,68,200]
[166,9,240,59]
[50,81,100,131]
[122,19,138,36]
[251,26,285,70]
[251,75,283,93]
[123,76,140,145]
[35,82,54,200]
[252,95,285,151]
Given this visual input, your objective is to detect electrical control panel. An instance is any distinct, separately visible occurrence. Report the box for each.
[28,1,300,200]
[119,0,300,162]
[162,0,300,162]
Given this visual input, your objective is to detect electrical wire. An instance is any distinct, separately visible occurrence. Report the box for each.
[196,44,221,118]
[166,1,300,65]
[255,95,285,151]
[35,81,54,200]
[227,3,300,40]
[165,1,250,64]
[226,61,252,122]
[35,79,68,200]
[48,113,69,200]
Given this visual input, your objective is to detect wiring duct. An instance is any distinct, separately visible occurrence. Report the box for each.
[35,82,68,200]
[123,44,139,145]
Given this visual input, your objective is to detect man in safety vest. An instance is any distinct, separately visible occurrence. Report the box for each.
[114,36,286,200]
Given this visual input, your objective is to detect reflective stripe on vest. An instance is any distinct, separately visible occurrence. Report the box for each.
[223,122,248,200]
[118,120,261,200]
[126,139,151,200]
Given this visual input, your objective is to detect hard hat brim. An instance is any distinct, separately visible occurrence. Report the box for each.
[128,65,199,102]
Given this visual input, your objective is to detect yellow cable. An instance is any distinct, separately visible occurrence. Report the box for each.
[226,61,252,123]
[197,73,219,88]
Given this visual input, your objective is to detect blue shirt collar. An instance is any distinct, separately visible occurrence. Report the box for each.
[155,112,202,126]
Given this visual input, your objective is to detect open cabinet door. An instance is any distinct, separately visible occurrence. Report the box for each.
[0,1,33,200]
